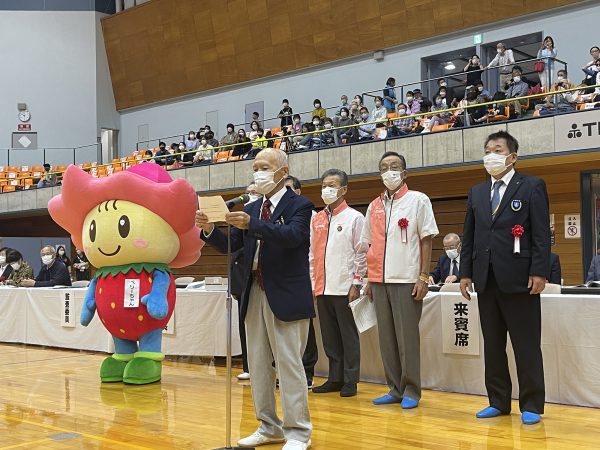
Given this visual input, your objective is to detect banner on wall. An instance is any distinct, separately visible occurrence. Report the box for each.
[555,109,600,152]
[441,293,480,356]
[60,290,76,328]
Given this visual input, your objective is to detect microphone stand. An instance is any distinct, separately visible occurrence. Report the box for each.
[214,223,253,450]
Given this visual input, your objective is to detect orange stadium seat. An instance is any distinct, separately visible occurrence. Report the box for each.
[2,185,16,193]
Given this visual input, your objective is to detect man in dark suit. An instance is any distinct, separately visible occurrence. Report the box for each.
[585,255,600,282]
[548,253,562,285]
[429,233,462,284]
[196,149,314,450]
[20,245,72,287]
[460,130,551,425]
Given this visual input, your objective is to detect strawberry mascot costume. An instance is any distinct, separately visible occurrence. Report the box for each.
[48,163,203,384]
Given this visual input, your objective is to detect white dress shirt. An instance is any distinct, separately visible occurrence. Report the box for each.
[490,168,515,203]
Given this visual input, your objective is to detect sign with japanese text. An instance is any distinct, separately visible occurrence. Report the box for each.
[60,290,76,328]
[441,293,480,355]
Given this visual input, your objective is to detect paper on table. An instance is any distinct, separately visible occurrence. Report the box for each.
[199,195,229,223]
[349,295,377,333]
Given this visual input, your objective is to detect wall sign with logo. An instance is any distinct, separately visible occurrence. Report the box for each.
[555,109,600,152]
[441,293,480,355]
[564,214,581,239]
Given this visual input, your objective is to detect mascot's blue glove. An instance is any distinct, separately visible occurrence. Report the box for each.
[141,270,170,320]
[81,278,98,326]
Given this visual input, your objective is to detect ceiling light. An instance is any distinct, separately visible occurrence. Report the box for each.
[444,62,456,71]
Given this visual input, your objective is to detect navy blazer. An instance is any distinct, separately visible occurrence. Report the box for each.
[430,254,460,284]
[460,172,551,294]
[203,187,315,322]
[585,255,600,283]
[548,252,561,285]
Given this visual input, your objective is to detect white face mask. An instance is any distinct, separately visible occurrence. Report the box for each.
[406,96,413,102]
[294,118,300,123]
[398,108,406,115]
[252,125,258,130]
[513,76,521,83]
[0,256,5,264]
[435,99,442,106]
[497,48,502,53]
[440,82,447,87]
[557,76,565,82]
[361,113,369,120]
[375,101,382,107]
[41,255,54,266]
[483,153,513,176]
[314,104,321,108]
[179,145,185,150]
[10,262,21,271]
[59,251,65,256]
[246,194,261,204]
[313,120,320,126]
[445,249,460,260]
[324,123,332,129]
[253,169,281,195]
[381,170,403,191]
[321,187,340,205]
[341,111,348,118]
[478,86,484,92]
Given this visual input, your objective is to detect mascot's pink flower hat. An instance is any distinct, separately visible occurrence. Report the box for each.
[47,163,203,385]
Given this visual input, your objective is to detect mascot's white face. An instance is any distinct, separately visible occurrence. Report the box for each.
[82,200,180,268]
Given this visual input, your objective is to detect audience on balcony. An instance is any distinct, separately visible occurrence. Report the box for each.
[249,121,261,141]
[335,107,356,145]
[154,142,173,166]
[312,99,326,119]
[487,42,515,92]
[193,137,214,165]
[232,130,252,158]
[424,94,452,132]
[220,124,237,150]
[537,69,578,116]
[464,55,485,89]
[504,66,530,117]
[383,77,398,113]
[475,81,492,102]
[37,163,57,188]
[357,107,375,141]
[405,91,421,115]
[582,58,600,101]
[185,131,199,151]
[537,36,557,90]
[370,96,388,122]
[387,103,415,137]
[278,99,294,128]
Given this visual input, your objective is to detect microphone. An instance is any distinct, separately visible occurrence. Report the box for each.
[226,194,250,209]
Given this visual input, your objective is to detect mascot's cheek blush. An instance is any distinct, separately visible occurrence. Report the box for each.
[133,239,149,248]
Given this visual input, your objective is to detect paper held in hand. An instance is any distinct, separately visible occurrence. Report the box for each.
[349,295,377,333]
[198,195,229,223]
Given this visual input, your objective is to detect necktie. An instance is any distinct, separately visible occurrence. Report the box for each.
[491,180,503,217]
[451,259,459,278]
[256,199,272,290]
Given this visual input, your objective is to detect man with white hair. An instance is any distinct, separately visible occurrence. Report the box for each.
[429,233,462,284]
[20,245,72,287]
[197,149,314,450]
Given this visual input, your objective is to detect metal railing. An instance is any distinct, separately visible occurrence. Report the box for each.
[139,56,568,150]
[0,143,101,169]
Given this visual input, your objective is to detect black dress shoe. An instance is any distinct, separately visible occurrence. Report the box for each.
[340,383,357,397]
[312,381,344,393]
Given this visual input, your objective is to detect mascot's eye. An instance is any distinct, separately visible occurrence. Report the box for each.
[118,215,130,239]
[89,220,96,242]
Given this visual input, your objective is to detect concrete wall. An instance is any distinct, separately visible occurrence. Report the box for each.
[118,1,599,154]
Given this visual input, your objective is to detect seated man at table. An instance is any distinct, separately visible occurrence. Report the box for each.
[429,233,461,284]
[586,254,600,282]
[20,246,72,287]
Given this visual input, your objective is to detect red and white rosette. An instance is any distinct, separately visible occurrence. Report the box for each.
[398,218,409,243]
[512,224,524,254]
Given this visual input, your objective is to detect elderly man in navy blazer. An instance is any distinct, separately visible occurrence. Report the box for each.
[196,149,314,450]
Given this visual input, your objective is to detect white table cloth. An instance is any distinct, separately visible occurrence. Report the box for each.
[0,287,239,357]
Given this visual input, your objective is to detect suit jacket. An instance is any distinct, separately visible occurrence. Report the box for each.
[549,253,561,285]
[460,171,551,294]
[586,255,600,282]
[203,187,315,322]
[34,259,72,287]
[430,254,460,284]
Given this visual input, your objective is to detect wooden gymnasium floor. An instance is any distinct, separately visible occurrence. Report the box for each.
[1,344,599,449]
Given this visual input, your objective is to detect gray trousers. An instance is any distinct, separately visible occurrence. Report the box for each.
[246,281,312,442]
[316,295,360,384]
[371,283,422,401]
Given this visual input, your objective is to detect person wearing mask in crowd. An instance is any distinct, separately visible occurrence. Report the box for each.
[370,96,388,123]
[220,123,237,151]
[423,94,451,133]
[413,89,432,113]
[205,131,219,148]
[437,78,459,107]
[454,87,488,127]
[142,150,155,162]
[583,46,600,85]
[405,91,421,115]
[383,77,398,113]
[429,233,462,284]
[349,99,361,121]
[73,248,91,281]
[38,163,57,188]
[504,66,529,118]
[291,114,303,135]
[537,36,557,90]
[310,169,366,397]
[251,128,268,156]
[251,111,262,129]
[460,130,550,425]
[362,151,438,409]
[0,247,13,280]
[335,107,357,145]
[178,142,195,167]
[232,129,253,158]
[312,99,326,120]
[20,246,72,287]
[356,107,375,141]
[193,136,214,165]
[154,142,172,166]
[487,42,516,92]
[278,99,293,128]
[249,120,261,141]
[296,123,314,150]
[56,245,72,279]
[196,149,314,449]
[537,69,578,116]
[319,118,335,147]
[337,95,350,116]
[464,54,484,89]
[353,94,363,108]
[264,130,275,149]
[185,131,199,151]
[582,59,600,101]
[387,103,415,138]
[4,250,34,287]
[475,80,492,102]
